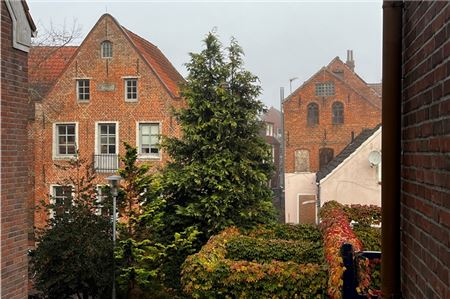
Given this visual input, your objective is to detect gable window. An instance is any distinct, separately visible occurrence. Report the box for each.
[138,123,160,158]
[51,185,73,217]
[315,82,335,96]
[77,79,90,101]
[319,147,334,169]
[307,103,319,126]
[101,41,112,58]
[54,123,77,158]
[266,123,274,136]
[125,78,138,101]
[332,101,344,124]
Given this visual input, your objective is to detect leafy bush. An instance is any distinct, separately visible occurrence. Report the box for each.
[226,236,323,264]
[249,223,322,243]
[353,226,381,251]
[181,227,327,298]
[343,204,381,227]
[319,201,363,299]
[357,257,381,297]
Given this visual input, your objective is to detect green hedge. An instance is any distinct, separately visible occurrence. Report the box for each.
[226,236,323,264]
[353,226,381,251]
[248,223,322,243]
[181,226,327,298]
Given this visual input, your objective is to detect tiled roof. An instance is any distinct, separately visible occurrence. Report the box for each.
[368,83,382,96]
[124,28,184,98]
[316,124,382,182]
[28,46,78,98]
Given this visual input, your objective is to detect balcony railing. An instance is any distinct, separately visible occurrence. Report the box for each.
[94,154,119,173]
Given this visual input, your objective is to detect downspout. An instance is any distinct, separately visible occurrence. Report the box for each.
[381,1,402,298]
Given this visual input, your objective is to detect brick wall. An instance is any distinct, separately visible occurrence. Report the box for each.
[32,14,183,229]
[1,1,33,298]
[284,59,381,173]
[400,1,449,298]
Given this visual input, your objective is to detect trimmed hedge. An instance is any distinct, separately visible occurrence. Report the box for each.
[353,226,381,251]
[226,236,323,264]
[181,226,328,298]
[248,223,322,243]
[343,204,381,227]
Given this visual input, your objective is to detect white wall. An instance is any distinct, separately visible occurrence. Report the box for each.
[285,172,317,223]
[319,129,382,207]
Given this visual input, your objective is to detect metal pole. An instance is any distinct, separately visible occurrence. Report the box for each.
[381,1,402,298]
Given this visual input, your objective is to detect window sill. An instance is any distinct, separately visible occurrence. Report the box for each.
[77,100,90,103]
[125,99,138,103]
[53,155,77,161]
[137,155,161,161]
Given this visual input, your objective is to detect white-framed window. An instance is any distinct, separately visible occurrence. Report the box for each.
[125,78,138,101]
[94,122,119,172]
[50,185,73,218]
[137,122,160,159]
[53,122,78,159]
[77,79,90,101]
[101,40,112,58]
[266,123,274,136]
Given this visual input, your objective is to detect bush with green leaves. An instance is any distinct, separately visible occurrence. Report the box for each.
[181,226,327,298]
[248,223,322,242]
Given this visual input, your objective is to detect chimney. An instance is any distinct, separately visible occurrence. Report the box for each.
[346,49,355,72]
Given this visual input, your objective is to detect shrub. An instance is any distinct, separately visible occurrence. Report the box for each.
[343,204,381,227]
[181,227,327,298]
[226,236,323,264]
[320,201,363,299]
[353,226,381,251]
[249,223,322,243]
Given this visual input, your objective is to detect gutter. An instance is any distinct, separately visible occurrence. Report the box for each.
[381,1,403,298]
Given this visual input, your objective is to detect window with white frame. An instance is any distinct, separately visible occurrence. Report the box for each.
[125,78,138,101]
[98,123,117,154]
[101,41,112,58]
[266,123,274,136]
[51,185,73,217]
[55,123,77,157]
[77,79,90,101]
[138,123,160,158]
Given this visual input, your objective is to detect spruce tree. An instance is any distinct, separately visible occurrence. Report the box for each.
[160,32,276,245]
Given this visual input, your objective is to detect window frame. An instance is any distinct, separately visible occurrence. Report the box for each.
[307,102,319,127]
[332,101,344,124]
[315,82,335,97]
[266,122,274,136]
[76,79,90,101]
[49,184,74,218]
[136,121,162,160]
[101,40,112,58]
[124,78,138,102]
[53,122,78,160]
[94,121,119,156]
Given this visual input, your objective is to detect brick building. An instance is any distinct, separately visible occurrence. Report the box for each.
[398,1,449,298]
[283,52,381,173]
[1,0,36,298]
[261,106,283,220]
[29,14,184,229]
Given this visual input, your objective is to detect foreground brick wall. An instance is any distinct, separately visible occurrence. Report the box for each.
[1,1,32,298]
[401,1,450,298]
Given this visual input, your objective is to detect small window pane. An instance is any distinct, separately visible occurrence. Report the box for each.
[67,146,76,155]
[150,148,159,154]
[109,145,115,153]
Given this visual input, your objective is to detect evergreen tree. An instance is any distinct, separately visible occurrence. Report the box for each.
[159,31,276,254]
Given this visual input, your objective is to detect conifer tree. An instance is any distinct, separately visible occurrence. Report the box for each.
[160,32,276,245]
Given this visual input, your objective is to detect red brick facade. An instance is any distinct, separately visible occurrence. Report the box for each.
[1,1,35,298]
[400,1,449,298]
[283,56,381,173]
[30,14,184,229]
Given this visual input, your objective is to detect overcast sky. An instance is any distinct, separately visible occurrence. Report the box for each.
[28,1,382,108]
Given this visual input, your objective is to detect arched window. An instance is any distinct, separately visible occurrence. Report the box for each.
[332,101,344,124]
[101,41,112,58]
[307,103,319,126]
[319,147,334,169]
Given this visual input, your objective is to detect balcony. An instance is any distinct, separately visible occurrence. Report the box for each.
[94,154,119,173]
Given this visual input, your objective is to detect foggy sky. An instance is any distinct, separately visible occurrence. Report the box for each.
[28,1,382,108]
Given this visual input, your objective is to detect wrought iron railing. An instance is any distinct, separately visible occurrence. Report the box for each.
[94,154,119,173]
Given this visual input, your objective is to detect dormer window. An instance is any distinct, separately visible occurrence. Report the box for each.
[101,41,112,58]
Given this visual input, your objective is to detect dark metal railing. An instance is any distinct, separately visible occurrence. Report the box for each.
[94,154,119,173]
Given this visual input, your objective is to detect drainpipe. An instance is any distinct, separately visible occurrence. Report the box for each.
[381,1,402,298]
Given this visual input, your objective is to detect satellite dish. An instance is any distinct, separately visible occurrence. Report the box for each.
[368,150,382,166]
